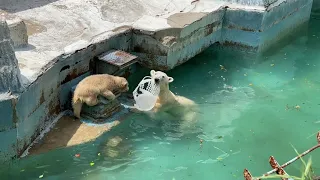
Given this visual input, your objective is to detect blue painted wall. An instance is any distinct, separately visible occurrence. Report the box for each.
[222,0,313,52]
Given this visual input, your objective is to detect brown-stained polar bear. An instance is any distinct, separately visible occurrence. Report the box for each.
[149,70,199,131]
[72,74,129,119]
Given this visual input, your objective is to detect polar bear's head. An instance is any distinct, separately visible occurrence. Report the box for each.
[150,70,174,87]
[114,76,129,92]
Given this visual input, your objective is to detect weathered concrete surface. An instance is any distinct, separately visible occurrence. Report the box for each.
[1,0,312,80]
[0,10,28,48]
[260,0,313,51]
[221,0,313,52]
[133,0,313,70]
[132,9,225,70]
[223,0,278,6]
[0,0,227,85]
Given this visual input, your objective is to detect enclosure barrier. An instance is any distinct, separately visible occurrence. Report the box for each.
[244,132,320,180]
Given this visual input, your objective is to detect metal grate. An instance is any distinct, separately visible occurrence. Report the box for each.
[97,49,138,70]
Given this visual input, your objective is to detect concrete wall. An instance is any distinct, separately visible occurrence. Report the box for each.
[0,20,24,162]
[260,0,313,51]
[223,0,278,6]
[222,0,313,52]
[132,9,225,70]
[131,0,313,70]
[0,94,18,162]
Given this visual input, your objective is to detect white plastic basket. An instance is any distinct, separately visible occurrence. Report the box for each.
[132,76,160,111]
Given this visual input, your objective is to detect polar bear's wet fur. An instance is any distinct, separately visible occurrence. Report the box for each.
[72,74,129,119]
[150,70,199,131]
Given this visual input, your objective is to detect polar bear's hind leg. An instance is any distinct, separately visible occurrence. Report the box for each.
[83,96,99,106]
[101,90,116,101]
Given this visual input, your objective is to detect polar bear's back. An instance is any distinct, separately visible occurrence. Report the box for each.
[74,74,117,97]
[175,95,196,106]
[157,90,176,104]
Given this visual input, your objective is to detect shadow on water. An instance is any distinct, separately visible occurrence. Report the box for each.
[0,0,59,13]
[0,118,139,180]
[0,112,203,180]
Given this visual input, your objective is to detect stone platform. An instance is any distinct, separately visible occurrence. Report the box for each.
[0,0,315,162]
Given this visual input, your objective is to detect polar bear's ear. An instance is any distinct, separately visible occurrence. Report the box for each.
[168,77,174,83]
[150,70,156,76]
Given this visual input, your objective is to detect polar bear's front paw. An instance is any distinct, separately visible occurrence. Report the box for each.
[102,90,116,101]
[107,94,116,101]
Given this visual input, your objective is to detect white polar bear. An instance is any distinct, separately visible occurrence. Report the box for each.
[72,74,129,119]
[147,70,199,131]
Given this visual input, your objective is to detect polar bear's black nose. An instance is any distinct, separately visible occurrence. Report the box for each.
[155,78,159,83]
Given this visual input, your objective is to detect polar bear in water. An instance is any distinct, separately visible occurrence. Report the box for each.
[146,70,199,131]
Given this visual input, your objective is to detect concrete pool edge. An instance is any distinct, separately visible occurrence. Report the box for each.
[133,0,314,70]
[0,0,315,163]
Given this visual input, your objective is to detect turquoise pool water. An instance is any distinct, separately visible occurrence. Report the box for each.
[2,13,320,180]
